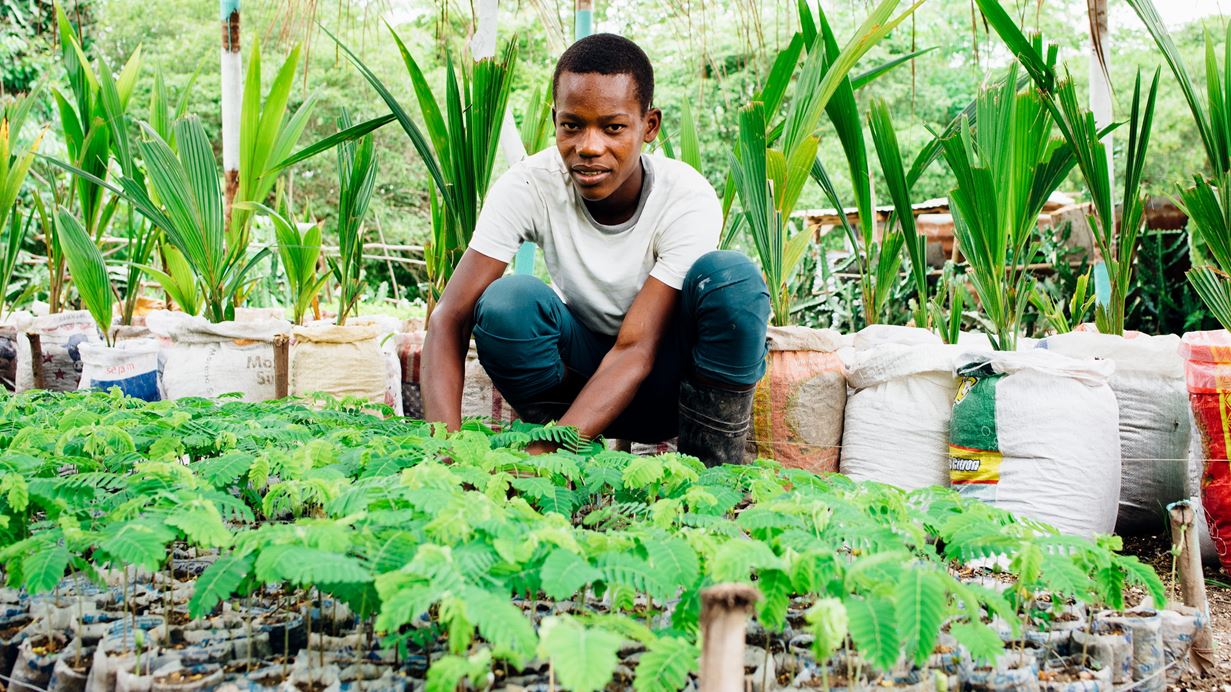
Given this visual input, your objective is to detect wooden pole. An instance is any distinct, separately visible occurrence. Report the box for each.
[1169,500,1215,676]
[27,334,44,390]
[699,584,760,692]
[221,0,242,227]
[273,334,289,399]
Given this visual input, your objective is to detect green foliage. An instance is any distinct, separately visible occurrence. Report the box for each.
[329,110,378,325]
[187,552,252,618]
[246,201,327,325]
[729,0,921,326]
[538,616,624,692]
[940,65,1075,350]
[0,390,1171,688]
[975,0,1160,336]
[229,41,316,244]
[634,636,698,692]
[307,27,517,316]
[55,209,113,343]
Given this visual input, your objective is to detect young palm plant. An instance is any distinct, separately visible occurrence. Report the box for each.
[975,0,1161,336]
[244,203,327,325]
[0,91,42,321]
[330,112,377,326]
[228,41,317,246]
[55,118,270,323]
[307,28,516,318]
[941,65,1076,351]
[728,0,924,326]
[1127,0,1231,330]
[868,99,929,328]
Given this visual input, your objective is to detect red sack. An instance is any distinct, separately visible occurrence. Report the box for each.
[1180,330,1231,570]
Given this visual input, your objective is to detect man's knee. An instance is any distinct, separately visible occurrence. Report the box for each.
[685,251,770,387]
[685,251,770,318]
[474,275,559,339]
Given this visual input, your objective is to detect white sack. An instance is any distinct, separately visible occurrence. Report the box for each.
[948,349,1122,537]
[1039,332,1190,534]
[78,341,164,402]
[841,340,960,489]
[161,316,290,402]
[16,311,101,392]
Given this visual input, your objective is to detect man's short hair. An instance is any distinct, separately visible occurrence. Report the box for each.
[552,33,654,112]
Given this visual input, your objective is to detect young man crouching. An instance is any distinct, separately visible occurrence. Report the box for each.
[421,33,770,464]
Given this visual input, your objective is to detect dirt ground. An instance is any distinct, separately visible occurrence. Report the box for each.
[1124,533,1231,691]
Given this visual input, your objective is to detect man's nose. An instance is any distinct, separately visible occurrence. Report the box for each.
[578,127,603,157]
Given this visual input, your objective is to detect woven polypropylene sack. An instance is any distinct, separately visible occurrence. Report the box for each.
[1178,329,1231,571]
[949,349,1121,537]
[290,325,388,407]
[78,341,163,402]
[841,334,961,490]
[0,325,16,391]
[1039,332,1189,534]
[748,326,847,473]
[397,331,518,427]
[158,316,290,402]
[16,311,101,392]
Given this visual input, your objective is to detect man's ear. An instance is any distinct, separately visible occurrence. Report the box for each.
[551,107,558,125]
[642,107,662,143]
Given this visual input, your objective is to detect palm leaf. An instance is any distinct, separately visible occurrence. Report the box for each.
[56,210,113,343]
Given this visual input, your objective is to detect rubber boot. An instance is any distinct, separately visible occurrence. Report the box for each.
[677,377,754,466]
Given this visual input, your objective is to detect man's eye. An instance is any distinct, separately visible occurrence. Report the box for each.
[560,122,579,131]
[606,124,626,133]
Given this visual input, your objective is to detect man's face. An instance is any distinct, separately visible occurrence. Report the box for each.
[554,71,661,202]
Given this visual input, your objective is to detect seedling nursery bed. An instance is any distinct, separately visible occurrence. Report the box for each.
[0,390,1213,692]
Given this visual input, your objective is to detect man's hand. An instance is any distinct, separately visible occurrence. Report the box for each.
[421,250,509,431]
[556,277,678,440]
[526,440,560,456]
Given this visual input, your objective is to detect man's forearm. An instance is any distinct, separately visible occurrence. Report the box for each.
[557,344,654,441]
[421,321,471,431]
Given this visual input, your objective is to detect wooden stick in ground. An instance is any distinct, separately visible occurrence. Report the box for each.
[699,583,761,692]
[27,333,44,390]
[1169,500,1215,676]
[273,334,289,399]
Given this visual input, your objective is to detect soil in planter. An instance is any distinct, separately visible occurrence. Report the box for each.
[11,632,68,692]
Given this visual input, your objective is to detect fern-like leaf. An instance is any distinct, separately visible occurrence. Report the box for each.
[844,595,900,672]
[643,536,700,589]
[193,452,255,487]
[540,548,601,600]
[950,620,1003,664]
[595,552,673,603]
[538,616,622,692]
[633,636,698,692]
[22,544,69,594]
[462,587,537,663]
[1117,554,1166,609]
[97,517,176,572]
[254,544,371,586]
[188,553,253,619]
[165,500,232,548]
[895,570,945,666]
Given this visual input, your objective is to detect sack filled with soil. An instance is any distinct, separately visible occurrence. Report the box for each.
[948,349,1121,537]
[748,326,847,473]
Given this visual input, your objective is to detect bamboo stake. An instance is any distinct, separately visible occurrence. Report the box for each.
[1169,500,1215,676]
[273,334,289,399]
[699,584,760,692]
[28,333,44,390]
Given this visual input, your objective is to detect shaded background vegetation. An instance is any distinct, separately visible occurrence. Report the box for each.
[1,0,1223,329]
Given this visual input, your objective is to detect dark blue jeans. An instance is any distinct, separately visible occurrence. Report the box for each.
[473,251,770,443]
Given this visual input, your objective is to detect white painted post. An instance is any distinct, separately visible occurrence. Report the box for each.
[221,0,242,225]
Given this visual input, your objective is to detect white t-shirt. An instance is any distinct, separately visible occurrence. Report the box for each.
[469,148,721,335]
